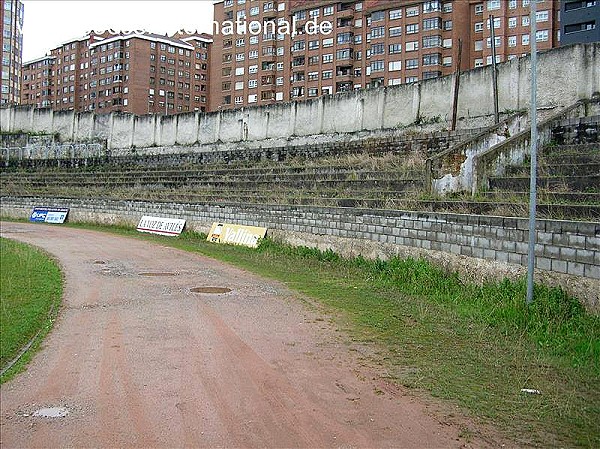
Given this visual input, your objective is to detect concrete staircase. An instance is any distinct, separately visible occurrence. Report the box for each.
[0,154,427,209]
[479,142,599,219]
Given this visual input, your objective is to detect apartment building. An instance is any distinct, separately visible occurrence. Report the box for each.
[470,0,560,68]
[20,30,212,115]
[1,0,24,105]
[210,0,562,111]
[560,0,599,45]
[21,55,55,107]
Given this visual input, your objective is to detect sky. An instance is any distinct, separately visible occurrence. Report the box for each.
[21,0,216,62]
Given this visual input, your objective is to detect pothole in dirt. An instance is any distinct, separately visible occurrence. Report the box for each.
[139,272,177,277]
[32,407,69,418]
[190,287,232,294]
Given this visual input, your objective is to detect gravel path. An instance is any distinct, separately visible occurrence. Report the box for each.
[0,222,489,448]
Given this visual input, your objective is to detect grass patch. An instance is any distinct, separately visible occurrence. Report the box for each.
[0,237,63,382]
[4,220,600,447]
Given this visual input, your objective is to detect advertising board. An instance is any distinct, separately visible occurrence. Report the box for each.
[136,216,186,236]
[207,222,267,248]
[29,207,69,224]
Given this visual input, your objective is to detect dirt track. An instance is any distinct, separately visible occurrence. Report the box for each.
[1,222,489,448]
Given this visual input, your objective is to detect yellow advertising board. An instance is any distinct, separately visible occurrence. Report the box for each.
[207,222,267,248]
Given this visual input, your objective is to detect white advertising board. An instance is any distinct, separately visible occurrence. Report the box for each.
[137,216,186,236]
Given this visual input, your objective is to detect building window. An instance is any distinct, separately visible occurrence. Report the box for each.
[475,22,483,32]
[323,53,333,63]
[371,26,385,38]
[475,4,483,14]
[406,24,419,34]
[536,11,549,22]
[423,18,441,30]
[487,0,500,10]
[487,17,501,29]
[389,26,402,37]
[536,30,549,42]
[509,17,517,28]
[371,10,385,21]
[522,34,530,46]
[422,53,441,66]
[389,43,402,54]
[405,58,419,69]
[406,6,419,16]
[422,35,442,48]
[389,9,402,19]
[423,1,441,12]
[371,43,385,55]
[405,41,419,51]
[388,60,402,71]
[508,36,517,47]
[370,60,384,72]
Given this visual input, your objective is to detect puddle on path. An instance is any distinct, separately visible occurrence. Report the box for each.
[32,407,69,418]
[190,287,232,294]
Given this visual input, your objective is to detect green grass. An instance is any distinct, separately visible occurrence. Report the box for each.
[3,220,600,447]
[0,237,63,381]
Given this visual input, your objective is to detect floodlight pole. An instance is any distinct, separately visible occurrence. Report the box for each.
[526,1,538,305]
[489,15,499,124]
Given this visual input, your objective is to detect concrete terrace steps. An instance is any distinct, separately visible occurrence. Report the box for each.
[9,189,599,219]
[504,163,600,177]
[2,177,424,192]
[478,191,600,204]
[488,175,599,192]
[0,169,423,185]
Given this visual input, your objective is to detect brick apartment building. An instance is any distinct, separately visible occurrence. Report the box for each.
[1,0,24,105]
[209,0,561,111]
[21,55,55,107]
[20,30,212,115]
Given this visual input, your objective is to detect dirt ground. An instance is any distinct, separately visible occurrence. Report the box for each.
[0,222,498,448]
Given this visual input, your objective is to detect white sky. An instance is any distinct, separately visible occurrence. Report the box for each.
[22,0,216,62]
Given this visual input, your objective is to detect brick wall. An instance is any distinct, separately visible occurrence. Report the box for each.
[2,196,598,281]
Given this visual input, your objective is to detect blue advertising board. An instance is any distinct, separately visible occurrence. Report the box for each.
[30,207,69,224]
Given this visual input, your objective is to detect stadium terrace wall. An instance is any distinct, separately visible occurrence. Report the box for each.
[1,44,598,151]
[1,196,598,311]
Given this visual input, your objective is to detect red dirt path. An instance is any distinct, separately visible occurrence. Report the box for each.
[1,222,494,448]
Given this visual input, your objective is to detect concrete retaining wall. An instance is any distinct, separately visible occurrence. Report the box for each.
[2,196,598,310]
[2,44,598,152]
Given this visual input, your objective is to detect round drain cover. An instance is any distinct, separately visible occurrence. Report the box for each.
[139,272,177,277]
[190,287,232,294]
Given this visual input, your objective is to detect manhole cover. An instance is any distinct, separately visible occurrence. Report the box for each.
[190,287,232,294]
[139,272,177,277]
[32,407,69,418]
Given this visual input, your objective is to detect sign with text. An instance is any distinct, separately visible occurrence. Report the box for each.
[207,222,267,248]
[137,216,186,236]
[29,207,69,224]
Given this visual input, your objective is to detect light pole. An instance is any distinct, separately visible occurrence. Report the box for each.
[526,0,538,305]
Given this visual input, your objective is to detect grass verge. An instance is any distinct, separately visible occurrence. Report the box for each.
[3,220,600,447]
[0,237,63,382]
